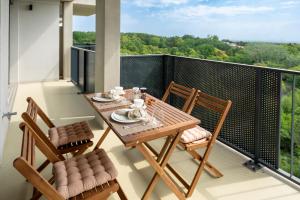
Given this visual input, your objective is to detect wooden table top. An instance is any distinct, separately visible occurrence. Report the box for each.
[84,91,200,147]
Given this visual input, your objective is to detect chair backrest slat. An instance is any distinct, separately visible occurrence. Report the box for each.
[196,93,228,114]
[162,81,196,112]
[170,85,192,97]
[19,123,35,166]
[26,97,55,128]
[21,113,64,163]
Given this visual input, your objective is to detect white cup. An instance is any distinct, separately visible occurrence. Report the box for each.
[134,99,144,108]
[115,86,124,95]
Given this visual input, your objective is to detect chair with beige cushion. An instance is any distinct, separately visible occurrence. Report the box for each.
[144,81,197,161]
[14,121,127,200]
[178,90,232,197]
[23,97,94,174]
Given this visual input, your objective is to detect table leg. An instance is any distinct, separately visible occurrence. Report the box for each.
[157,136,173,163]
[137,131,185,200]
[94,127,111,150]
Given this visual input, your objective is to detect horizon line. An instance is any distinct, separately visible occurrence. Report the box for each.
[73,31,300,44]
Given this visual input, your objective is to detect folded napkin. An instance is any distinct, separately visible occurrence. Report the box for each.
[115,108,147,120]
[101,92,114,99]
[128,108,147,120]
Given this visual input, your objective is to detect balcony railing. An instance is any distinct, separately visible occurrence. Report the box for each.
[71,46,300,185]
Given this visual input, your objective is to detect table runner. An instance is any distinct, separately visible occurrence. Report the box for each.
[85,94,132,112]
[101,110,162,136]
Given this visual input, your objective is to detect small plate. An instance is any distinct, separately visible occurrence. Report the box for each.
[111,109,141,123]
[92,95,121,102]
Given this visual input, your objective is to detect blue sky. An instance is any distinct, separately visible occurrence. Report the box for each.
[73,0,300,43]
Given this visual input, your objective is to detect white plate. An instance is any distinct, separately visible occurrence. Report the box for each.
[92,95,121,102]
[111,109,141,123]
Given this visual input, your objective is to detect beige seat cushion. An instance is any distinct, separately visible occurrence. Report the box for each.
[53,149,118,199]
[180,126,212,144]
[49,121,94,148]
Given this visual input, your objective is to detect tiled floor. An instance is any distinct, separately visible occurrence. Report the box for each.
[0,81,300,200]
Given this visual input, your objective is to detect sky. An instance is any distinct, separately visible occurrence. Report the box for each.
[73,0,300,43]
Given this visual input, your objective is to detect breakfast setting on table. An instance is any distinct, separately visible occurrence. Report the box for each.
[88,86,164,136]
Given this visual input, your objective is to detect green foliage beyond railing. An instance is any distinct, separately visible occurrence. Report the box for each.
[74,31,300,70]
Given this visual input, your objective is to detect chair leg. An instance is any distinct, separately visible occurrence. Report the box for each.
[140,132,186,200]
[116,180,128,200]
[157,136,172,163]
[187,146,215,198]
[187,150,223,178]
[31,187,42,200]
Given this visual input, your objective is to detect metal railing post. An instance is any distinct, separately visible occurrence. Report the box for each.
[290,75,296,177]
[244,69,263,171]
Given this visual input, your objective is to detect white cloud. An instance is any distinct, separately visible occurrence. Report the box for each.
[163,5,274,19]
[281,1,300,8]
[281,1,299,6]
[124,0,188,8]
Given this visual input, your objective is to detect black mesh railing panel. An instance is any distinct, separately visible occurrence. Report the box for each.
[169,57,259,158]
[85,51,95,93]
[167,56,281,167]
[71,48,79,84]
[121,56,165,98]
[258,70,281,168]
[78,50,85,92]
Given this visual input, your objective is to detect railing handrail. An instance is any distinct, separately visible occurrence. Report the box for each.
[165,54,300,76]
[71,46,95,53]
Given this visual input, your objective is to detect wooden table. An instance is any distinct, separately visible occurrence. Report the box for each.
[84,91,200,200]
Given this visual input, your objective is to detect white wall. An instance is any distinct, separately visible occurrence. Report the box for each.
[9,0,20,85]
[0,0,10,163]
[12,0,60,82]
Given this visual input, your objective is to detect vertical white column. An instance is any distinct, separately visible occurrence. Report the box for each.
[63,1,73,80]
[95,0,120,92]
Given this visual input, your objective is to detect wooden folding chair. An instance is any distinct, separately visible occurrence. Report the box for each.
[178,91,232,197]
[14,121,127,200]
[23,97,94,174]
[144,90,232,198]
